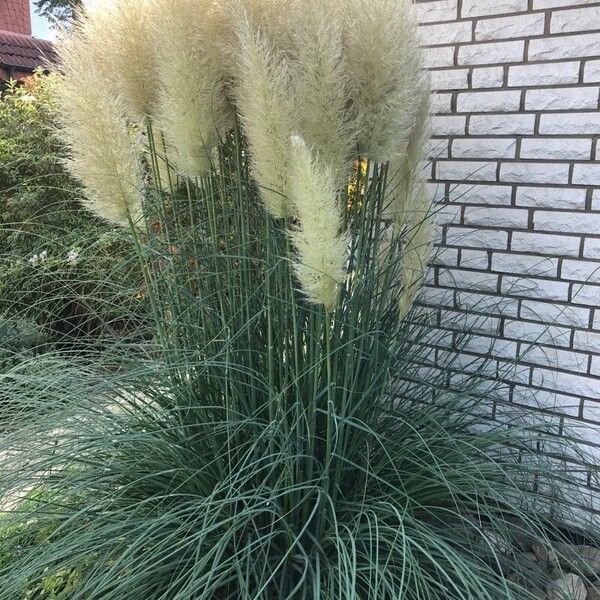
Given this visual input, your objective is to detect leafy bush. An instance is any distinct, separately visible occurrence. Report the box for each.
[0,73,144,344]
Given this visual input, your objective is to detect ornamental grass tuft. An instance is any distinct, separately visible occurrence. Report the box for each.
[0,0,598,599]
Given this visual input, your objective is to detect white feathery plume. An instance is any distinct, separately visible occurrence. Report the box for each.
[287,0,355,185]
[152,0,233,179]
[54,31,145,227]
[288,135,348,312]
[337,0,427,163]
[234,0,293,50]
[83,0,157,121]
[384,87,431,225]
[230,7,295,218]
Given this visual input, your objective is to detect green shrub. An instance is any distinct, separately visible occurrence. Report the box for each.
[0,73,144,344]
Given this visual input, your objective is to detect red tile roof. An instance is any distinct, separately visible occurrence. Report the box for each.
[0,30,56,73]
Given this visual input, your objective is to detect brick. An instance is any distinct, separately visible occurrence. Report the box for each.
[456,90,521,112]
[533,0,598,7]
[438,268,500,292]
[573,329,600,353]
[415,0,458,24]
[436,160,497,181]
[430,68,470,90]
[446,226,509,249]
[531,370,599,399]
[461,0,528,17]
[432,247,459,266]
[513,385,581,417]
[550,6,600,34]
[521,345,589,374]
[428,176,446,203]
[511,232,581,256]
[448,183,513,205]
[475,13,545,41]
[423,46,456,69]
[451,137,516,159]
[529,32,600,61]
[464,206,529,228]
[500,162,570,185]
[462,335,518,359]
[460,249,490,269]
[435,204,462,225]
[471,66,505,88]
[456,290,520,316]
[515,186,587,210]
[584,60,600,83]
[534,211,600,234]
[572,163,600,185]
[431,93,452,114]
[469,114,535,135]
[508,61,580,87]
[441,310,501,335]
[420,286,455,307]
[583,398,600,422]
[497,362,532,386]
[521,299,590,328]
[592,356,600,377]
[421,21,472,45]
[540,112,600,134]
[427,137,450,159]
[443,352,494,376]
[572,283,600,306]
[562,259,600,283]
[519,138,592,161]
[504,319,572,346]
[502,275,569,302]
[492,252,559,277]
[584,238,600,260]
[430,139,450,159]
[458,40,525,65]
[525,87,599,111]
[431,115,467,135]
[428,182,447,203]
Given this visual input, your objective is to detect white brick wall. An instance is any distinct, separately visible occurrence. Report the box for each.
[416,0,600,502]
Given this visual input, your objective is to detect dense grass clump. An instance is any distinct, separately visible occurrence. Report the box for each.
[0,134,598,599]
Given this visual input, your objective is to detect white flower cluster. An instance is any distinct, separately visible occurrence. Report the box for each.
[66,249,80,266]
[28,250,48,266]
[27,249,80,267]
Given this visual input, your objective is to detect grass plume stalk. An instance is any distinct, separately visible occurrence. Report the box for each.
[288,135,348,311]
[152,0,232,180]
[336,0,429,163]
[230,7,294,218]
[287,0,355,184]
[54,32,145,227]
[82,0,157,121]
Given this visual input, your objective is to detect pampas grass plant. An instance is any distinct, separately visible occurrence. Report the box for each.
[1,0,599,599]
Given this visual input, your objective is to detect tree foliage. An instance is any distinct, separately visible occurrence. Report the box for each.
[33,0,82,25]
